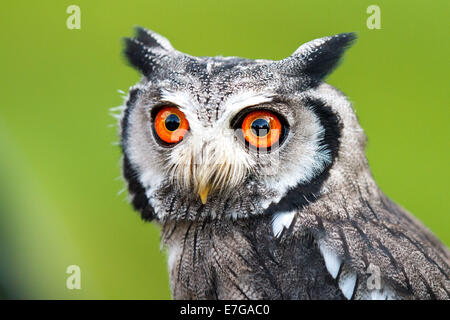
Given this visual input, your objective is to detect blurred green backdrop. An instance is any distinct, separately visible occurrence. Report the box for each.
[0,0,448,299]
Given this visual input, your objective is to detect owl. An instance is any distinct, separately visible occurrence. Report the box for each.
[119,27,449,300]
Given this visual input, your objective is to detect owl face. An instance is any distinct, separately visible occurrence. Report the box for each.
[120,28,359,221]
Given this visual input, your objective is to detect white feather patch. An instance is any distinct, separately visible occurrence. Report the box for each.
[167,244,181,274]
[338,272,357,299]
[319,243,342,279]
[271,211,296,238]
[219,91,274,124]
[369,288,396,300]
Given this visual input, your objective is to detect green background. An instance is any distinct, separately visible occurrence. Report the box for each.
[0,0,448,299]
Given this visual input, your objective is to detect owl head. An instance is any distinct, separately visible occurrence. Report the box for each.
[120,27,365,222]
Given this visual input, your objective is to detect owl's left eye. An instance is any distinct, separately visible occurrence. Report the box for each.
[232,109,287,151]
[153,106,189,144]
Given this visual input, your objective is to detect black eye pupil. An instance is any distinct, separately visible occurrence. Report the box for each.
[251,118,270,137]
[165,114,180,131]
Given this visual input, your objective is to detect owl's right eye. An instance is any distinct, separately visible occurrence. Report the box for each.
[153,106,189,144]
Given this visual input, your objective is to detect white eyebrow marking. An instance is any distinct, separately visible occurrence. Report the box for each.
[218,91,274,124]
[159,90,196,113]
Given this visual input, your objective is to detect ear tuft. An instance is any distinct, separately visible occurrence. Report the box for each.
[290,33,357,80]
[123,38,153,76]
[123,27,174,76]
[134,26,174,52]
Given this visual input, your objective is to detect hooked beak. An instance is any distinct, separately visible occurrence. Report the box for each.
[198,184,210,204]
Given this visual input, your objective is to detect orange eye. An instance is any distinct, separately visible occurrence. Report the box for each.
[241,110,282,149]
[154,106,189,144]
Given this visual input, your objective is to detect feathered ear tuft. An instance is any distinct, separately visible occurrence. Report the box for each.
[287,33,357,80]
[123,27,174,76]
[134,26,174,51]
